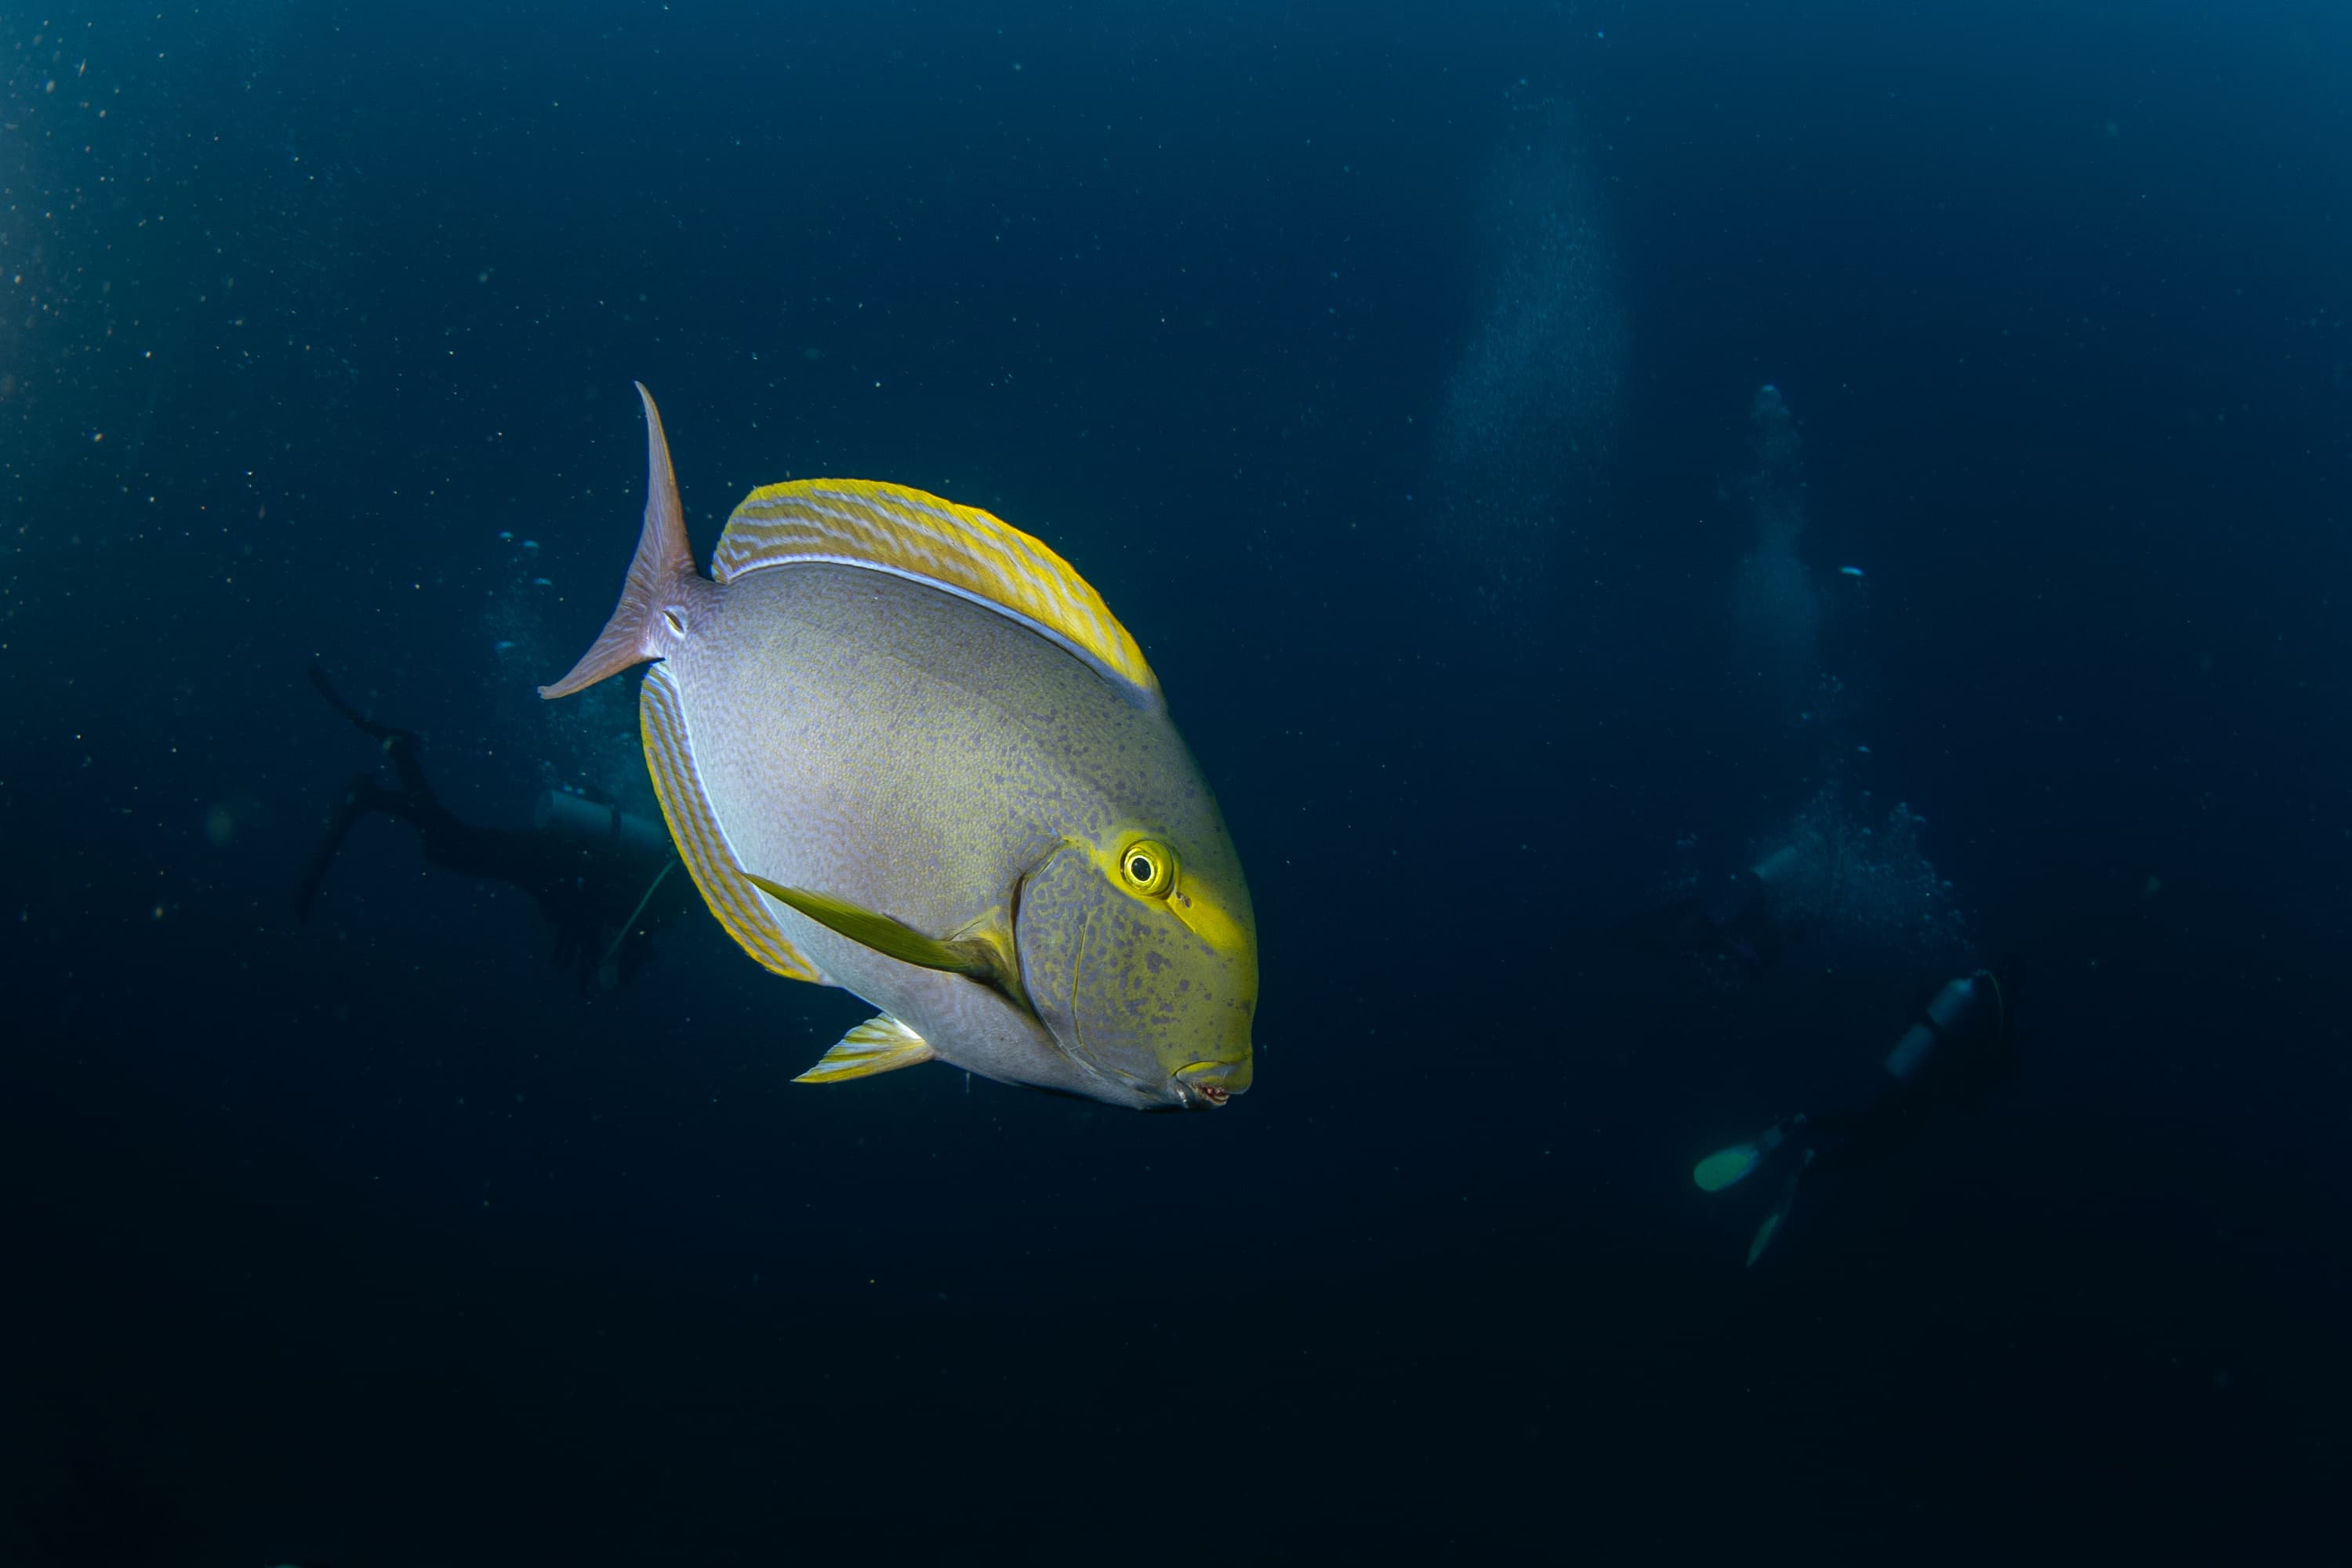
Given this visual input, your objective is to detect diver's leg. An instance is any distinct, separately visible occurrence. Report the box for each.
[365,735,505,873]
[379,734,441,818]
[307,658,416,746]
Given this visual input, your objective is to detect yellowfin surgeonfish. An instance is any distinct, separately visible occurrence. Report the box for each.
[540,386,1257,1111]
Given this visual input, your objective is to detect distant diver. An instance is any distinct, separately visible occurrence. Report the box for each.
[297,658,691,989]
[1692,958,2020,1265]
[1627,843,1806,977]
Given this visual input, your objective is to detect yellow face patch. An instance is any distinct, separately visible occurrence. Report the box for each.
[1073,832,1248,956]
[1163,871,1247,955]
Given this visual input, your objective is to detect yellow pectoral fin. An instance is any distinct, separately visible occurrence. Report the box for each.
[744,873,985,975]
[744,873,1032,1012]
[796,1014,937,1085]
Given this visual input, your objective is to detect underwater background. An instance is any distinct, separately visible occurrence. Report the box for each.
[4,0,2348,1560]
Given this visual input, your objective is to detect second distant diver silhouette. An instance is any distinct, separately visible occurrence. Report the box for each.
[297,659,691,989]
[1691,957,2022,1265]
[1624,842,1809,979]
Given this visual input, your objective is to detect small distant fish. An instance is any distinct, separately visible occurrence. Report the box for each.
[540,384,1257,1111]
[532,576,553,586]
[522,539,540,550]
[494,639,516,653]
[1838,565,1864,578]
[499,529,514,542]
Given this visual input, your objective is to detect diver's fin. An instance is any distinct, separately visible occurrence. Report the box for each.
[1745,1151,1815,1268]
[1693,1115,1802,1192]
[638,663,825,983]
[711,477,1162,710]
[1693,1142,1765,1193]
[539,383,711,700]
[795,1014,938,1085]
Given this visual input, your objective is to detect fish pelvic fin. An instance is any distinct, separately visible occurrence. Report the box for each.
[795,1014,938,1085]
[539,383,712,700]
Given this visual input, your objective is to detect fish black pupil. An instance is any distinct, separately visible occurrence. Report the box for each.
[1130,855,1152,882]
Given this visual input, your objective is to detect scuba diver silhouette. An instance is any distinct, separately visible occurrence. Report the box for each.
[1692,957,2020,1265]
[1626,843,1807,978]
[296,659,691,989]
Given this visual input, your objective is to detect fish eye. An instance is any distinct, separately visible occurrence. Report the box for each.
[1118,839,1176,897]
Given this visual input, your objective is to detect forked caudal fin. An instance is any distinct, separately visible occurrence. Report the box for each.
[539,383,710,700]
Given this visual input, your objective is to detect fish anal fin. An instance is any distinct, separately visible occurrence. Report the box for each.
[541,383,709,700]
[713,477,1161,709]
[795,1014,938,1085]
[639,663,826,984]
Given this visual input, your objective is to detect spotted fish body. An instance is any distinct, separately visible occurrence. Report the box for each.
[542,387,1256,1112]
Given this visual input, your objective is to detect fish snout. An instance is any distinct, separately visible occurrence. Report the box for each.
[1171,1057,1252,1110]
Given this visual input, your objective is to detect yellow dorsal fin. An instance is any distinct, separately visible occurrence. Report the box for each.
[794,1014,938,1085]
[713,478,1161,708]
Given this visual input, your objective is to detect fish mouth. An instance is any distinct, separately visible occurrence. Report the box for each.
[1171,1058,1250,1110]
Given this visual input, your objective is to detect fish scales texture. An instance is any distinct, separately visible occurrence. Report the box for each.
[680,563,1158,935]
[673,566,1228,1092]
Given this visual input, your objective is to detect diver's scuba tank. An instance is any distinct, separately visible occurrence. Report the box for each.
[1882,971,2001,1084]
[532,788,670,862]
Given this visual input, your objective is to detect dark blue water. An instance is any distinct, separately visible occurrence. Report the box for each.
[5,2,2348,1560]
